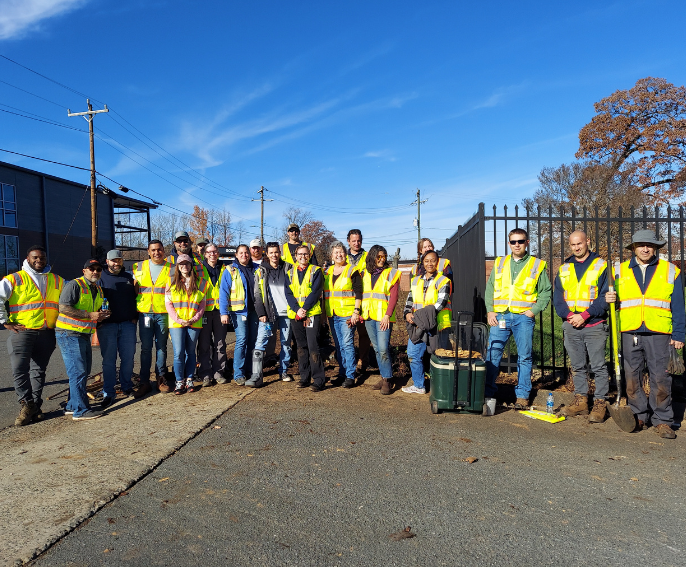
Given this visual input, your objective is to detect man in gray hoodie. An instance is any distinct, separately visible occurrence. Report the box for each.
[0,245,64,426]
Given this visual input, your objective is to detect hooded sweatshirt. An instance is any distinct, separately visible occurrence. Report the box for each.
[0,259,55,326]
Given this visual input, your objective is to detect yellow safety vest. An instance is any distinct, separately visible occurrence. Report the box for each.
[558,257,607,312]
[133,260,171,314]
[362,267,401,322]
[168,279,208,329]
[411,274,453,331]
[287,264,322,318]
[411,257,451,277]
[4,271,64,329]
[347,251,368,274]
[324,264,357,317]
[166,254,205,278]
[202,264,226,311]
[617,259,678,334]
[282,241,315,265]
[55,277,103,334]
[492,255,546,314]
[226,266,247,312]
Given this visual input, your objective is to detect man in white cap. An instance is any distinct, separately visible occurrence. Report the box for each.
[250,239,264,265]
[97,250,138,407]
[606,229,685,439]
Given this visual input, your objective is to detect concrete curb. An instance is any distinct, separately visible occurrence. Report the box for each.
[0,384,254,566]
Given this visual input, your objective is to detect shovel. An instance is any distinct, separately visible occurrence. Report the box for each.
[607,262,638,432]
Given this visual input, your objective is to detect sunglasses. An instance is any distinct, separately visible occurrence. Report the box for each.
[509,239,527,245]
[86,267,102,272]
[176,238,190,243]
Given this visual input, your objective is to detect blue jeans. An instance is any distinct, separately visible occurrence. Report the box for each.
[169,327,201,381]
[255,315,292,375]
[407,339,428,389]
[364,320,393,379]
[230,311,259,380]
[485,311,535,399]
[138,313,169,383]
[56,331,93,418]
[97,321,136,397]
[330,316,356,380]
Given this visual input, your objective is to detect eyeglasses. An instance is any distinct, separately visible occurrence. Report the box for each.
[86,267,102,272]
[176,238,190,243]
[509,239,527,245]
[206,250,218,255]
[296,253,309,257]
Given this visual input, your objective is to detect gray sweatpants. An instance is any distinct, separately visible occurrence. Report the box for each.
[562,321,609,400]
[621,332,672,426]
[8,328,57,407]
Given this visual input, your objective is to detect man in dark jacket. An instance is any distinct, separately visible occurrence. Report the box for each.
[97,250,138,406]
[251,242,293,383]
[554,231,609,422]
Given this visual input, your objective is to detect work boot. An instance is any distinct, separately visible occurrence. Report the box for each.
[514,398,529,410]
[157,374,171,394]
[561,394,588,417]
[380,379,392,395]
[15,400,38,426]
[588,399,607,423]
[133,382,152,399]
[371,377,384,390]
[655,423,676,439]
[245,350,264,388]
[33,400,45,422]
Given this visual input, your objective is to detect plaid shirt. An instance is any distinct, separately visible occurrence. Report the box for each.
[404,274,451,316]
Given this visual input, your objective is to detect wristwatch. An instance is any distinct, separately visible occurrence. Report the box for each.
[354,307,361,314]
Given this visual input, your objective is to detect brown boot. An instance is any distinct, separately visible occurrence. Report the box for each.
[561,394,588,417]
[157,374,171,394]
[588,398,607,423]
[15,400,37,426]
[655,423,676,439]
[133,382,152,399]
[371,377,384,390]
[380,379,392,395]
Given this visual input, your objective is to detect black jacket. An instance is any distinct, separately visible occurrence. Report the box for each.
[254,260,289,322]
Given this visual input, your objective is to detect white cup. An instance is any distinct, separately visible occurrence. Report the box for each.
[483,397,496,416]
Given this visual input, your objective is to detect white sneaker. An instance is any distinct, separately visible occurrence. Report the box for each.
[401,385,426,395]
[281,374,293,382]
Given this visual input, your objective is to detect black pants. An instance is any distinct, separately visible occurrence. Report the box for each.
[622,332,672,425]
[197,310,227,380]
[292,315,325,387]
[8,328,56,406]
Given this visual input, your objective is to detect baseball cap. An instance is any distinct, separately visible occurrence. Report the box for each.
[287,223,300,232]
[196,237,209,245]
[107,249,123,260]
[83,258,103,270]
[249,239,262,248]
[176,254,193,264]
[174,231,190,241]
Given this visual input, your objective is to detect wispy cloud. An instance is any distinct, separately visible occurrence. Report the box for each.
[0,0,88,40]
[364,149,396,161]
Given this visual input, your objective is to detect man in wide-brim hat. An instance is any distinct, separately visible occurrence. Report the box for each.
[606,229,685,439]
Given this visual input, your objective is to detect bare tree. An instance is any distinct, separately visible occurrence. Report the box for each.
[275,207,314,242]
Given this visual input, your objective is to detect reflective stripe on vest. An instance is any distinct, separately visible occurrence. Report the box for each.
[410,274,452,331]
[55,277,103,334]
[281,242,315,265]
[618,259,678,334]
[169,278,207,329]
[558,257,607,311]
[361,267,401,322]
[4,271,64,329]
[133,260,171,314]
[228,267,246,311]
[324,264,357,317]
[202,264,226,311]
[287,264,322,318]
[492,255,546,314]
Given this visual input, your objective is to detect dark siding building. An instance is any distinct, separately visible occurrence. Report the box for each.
[0,160,153,280]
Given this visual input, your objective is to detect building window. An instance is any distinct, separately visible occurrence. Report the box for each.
[1,183,17,228]
[0,235,19,278]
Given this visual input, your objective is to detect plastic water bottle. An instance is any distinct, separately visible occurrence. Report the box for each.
[265,322,273,337]
[101,298,109,311]
[547,392,554,414]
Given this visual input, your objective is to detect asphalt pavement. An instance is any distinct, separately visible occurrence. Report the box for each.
[30,376,686,567]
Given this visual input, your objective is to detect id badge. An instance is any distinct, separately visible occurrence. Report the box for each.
[202,317,208,325]
[499,319,506,330]
[241,315,247,322]
[144,315,152,328]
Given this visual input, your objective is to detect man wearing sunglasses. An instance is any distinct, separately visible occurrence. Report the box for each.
[167,231,204,278]
[281,223,318,266]
[484,228,552,410]
[55,259,110,421]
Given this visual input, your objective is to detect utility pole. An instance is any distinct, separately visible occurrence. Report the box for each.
[411,188,429,243]
[68,99,109,257]
[251,186,273,245]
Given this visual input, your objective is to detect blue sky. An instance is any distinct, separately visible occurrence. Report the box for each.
[1,0,685,257]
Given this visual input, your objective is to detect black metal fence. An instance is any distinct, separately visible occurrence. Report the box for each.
[443,202,686,377]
